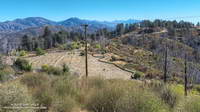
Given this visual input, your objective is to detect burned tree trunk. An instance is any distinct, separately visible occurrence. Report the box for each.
[164,43,168,83]
[184,53,188,96]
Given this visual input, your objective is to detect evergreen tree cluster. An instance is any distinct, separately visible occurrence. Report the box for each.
[21,27,83,51]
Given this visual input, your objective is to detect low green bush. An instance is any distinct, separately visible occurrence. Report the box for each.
[36,48,45,56]
[95,44,101,49]
[19,50,27,56]
[14,58,32,71]
[41,64,67,76]
[71,42,80,49]
[47,66,62,75]
[79,51,85,56]
[62,64,69,73]
[133,71,144,79]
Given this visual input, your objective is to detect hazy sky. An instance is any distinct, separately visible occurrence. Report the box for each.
[0,0,200,23]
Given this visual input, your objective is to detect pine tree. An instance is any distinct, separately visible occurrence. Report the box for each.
[197,22,200,27]
[116,24,125,36]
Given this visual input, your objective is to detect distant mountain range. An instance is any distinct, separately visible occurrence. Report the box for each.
[0,17,140,34]
[0,17,140,53]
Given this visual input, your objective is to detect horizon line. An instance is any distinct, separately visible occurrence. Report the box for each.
[0,16,199,23]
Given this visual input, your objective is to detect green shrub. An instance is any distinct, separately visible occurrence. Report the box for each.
[41,64,49,72]
[79,51,85,56]
[62,64,69,73]
[41,64,63,76]
[133,71,144,79]
[14,58,32,71]
[71,42,80,49]
[95,44,101,49]
[19,50,27,56]
[48,66,62,75]
[36,48,45,56]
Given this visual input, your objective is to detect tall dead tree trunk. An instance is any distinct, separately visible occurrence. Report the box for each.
[164,43,168,83]
[184,53,188,96]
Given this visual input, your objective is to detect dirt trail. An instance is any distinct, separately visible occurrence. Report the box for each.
[26,51,132,79]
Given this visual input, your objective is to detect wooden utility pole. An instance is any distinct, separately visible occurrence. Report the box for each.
[184,53,188,96]
[82,24,89,78]
[164,43,168,83]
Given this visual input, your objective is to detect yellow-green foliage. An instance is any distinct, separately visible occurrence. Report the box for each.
[19,50,27,57]
[18,73,200,112]
[41,64,63,76]
[86,79,169,112]
[95,44,101,49]
[20,74,77,112]
[71,42,80,49]
[36,48,45,56]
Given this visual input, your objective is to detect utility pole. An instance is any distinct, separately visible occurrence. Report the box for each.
[184,51,188,96]
[164,43,168,83]
[82,24,89,78]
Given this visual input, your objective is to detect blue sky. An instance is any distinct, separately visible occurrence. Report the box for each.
[0,0,200,23]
